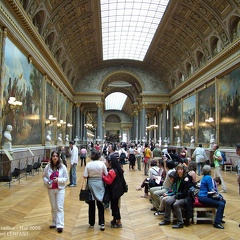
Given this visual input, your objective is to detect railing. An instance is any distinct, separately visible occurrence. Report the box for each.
[0,153,45,188]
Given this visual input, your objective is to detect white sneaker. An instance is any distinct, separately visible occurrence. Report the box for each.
[219,190,227,193]
[100,224,105,231]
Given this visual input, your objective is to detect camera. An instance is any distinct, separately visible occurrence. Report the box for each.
[48,180,53,185]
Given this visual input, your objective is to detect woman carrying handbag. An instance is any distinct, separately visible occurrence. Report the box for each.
[83,149,108,231]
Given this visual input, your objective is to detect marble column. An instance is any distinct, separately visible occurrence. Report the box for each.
[75,103,80,140]
[96,102,103,141]
[140,104,146,143]
[162,105,167,141]
[83,111,87,143]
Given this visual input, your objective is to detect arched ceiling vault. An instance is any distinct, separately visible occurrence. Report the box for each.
[11,0,240,94]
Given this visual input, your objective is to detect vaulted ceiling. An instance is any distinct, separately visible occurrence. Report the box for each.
[15,0,239,95]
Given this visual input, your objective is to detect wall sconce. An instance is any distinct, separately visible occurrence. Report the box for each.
[205,117,215,127]
[146,124,158,131]
[173,125,180,130]
[186,122,194,128]
[67,123,73,128]
[45,115,57,126]
[85,123,95,131]
[3,97,23,116]
[57,120,66,129]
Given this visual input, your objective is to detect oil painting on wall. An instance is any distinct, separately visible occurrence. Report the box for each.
[198,84,215,143]
[218,67,240,147]
[106,130,120,142]
[46,82,57,139]
[65,101,72,139]
[172,102,182,145]
[2,38,43,145]
[57,92,66,136]
[182,95,196,144]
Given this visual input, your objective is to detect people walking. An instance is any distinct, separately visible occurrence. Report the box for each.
[83,149,108,231]
[192,144,208,176]
[68,141,79,187]
[213,144,227,193]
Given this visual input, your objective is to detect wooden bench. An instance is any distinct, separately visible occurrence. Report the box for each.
[223,162,233,171]
[170,197,216,224]
[193,197,215,224]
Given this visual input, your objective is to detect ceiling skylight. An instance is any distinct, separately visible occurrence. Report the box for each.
[105,92,127,110]
[101,0,170,61]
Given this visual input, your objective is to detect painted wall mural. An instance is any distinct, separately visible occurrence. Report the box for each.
[45,82,56,140]
[182,95,196,144]
[218,67,240,147]
[2,38,43,144]
[172,102,182,144]
[198,84,215,143]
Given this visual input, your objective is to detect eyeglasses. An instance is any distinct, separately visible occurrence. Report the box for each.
[52,155,58,157]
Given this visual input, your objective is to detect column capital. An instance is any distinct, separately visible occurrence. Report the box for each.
[139,103,147,109]
[96,102,103,108]
[75,102,81,108]
[132,110,139,116]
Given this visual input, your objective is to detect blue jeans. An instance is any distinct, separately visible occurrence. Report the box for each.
[70,163,77,185]
[198,196,226,224]
[197,162,205,175]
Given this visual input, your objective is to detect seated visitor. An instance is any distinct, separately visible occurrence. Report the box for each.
[149,159,175,212]
[136,159,161,198]
[198,165,226,229]
[159,163,192,228]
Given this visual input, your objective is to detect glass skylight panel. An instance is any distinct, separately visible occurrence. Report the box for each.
[101,0,170,61]
[105,92,127,110]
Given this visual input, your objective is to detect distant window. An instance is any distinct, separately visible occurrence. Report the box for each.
[101,0,170,61]
[105,92,127,110]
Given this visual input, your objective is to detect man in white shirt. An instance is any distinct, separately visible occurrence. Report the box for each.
[68,141,79,187]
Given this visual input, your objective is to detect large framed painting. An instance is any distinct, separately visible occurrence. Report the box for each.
[198,84,215,143]
[105,130,120,142]
[2,38,43,145]
[65,101,72,139]
[172,102,182,144]
[182,95,196,143]
[218,67,240,147]
[46,82,57,137]
[57,92,66,136]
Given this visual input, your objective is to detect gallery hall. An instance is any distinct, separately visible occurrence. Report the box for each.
[0,0,240,239]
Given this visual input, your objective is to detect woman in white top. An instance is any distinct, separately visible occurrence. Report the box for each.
[128,144,136,170]
[136,159,161,198]
[191,144,208,176]
[83,149,108,231]
[43,151,68,233]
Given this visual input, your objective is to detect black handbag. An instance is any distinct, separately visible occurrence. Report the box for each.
[79,180,92,202]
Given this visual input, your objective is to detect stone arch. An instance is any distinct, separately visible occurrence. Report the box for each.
[32,10,45,34]
[103,111,131,123]
[210,36,221,57]
[229,15,240,41]
[104,87,135,104]
[55,47,63,63]
[105,114,121,123]
[186,62,193,77]
[100,70,144,94]
[45,31,56,51]
[196,50,205,68]
[61,59,68,72]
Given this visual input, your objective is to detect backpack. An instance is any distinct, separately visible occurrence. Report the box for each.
[220,151,227,165]
[120,151,126,160]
